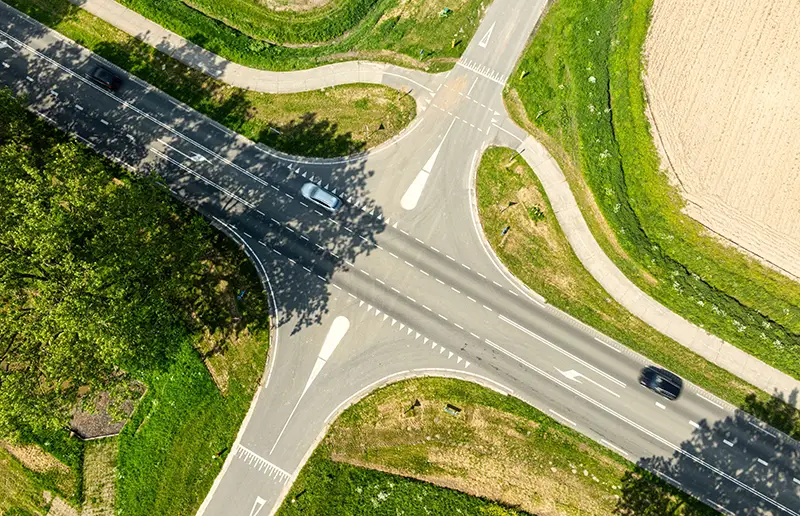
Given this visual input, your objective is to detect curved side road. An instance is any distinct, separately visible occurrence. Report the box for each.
[68,0,800,404]
[513,134,800,407]
[68,0,442,105]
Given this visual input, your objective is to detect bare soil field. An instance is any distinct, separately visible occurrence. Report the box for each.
[644,0,800,279]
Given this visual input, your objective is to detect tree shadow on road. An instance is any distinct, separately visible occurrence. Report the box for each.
[615,389,800,515]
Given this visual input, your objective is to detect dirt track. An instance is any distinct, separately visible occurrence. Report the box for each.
[643,0,800,279]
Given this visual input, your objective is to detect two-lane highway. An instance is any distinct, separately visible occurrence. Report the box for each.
[2,1,800,514]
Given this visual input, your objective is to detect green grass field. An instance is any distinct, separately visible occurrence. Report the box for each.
[476,146,800,437]
[112,0,490,71]
[280,377,712,515]
[505,0,800,380]
[9,0,416,158]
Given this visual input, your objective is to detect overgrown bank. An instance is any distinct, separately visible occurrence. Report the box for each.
[279,377,713,515]
[101,0,489,71]
[505,0,800,380]
[9,0,416,158]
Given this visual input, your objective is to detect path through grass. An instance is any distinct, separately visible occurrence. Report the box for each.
[505,0,800,383]
[476,146,800,438]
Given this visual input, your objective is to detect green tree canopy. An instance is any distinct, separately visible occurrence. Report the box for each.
[0,89,211,438]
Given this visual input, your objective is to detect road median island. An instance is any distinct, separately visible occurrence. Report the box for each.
[278,377,713,515]
[504,0,800,398]
[107,0,490,72]
[0,88,270,515]
[475,146,800,439]
[6,0,417,158]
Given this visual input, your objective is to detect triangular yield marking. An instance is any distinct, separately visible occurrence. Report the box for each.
[415,332,420,339]
[439,347,445,354]
[302,171,307,178]
[383,314,389,321]
[375,309,381,316]
[391,319,396,326]
[407,328,412,335]
[370,210,375,216]
[424,337,429,344]
[399,323,405,331]
[359,300,364,307]
[367,304,373,312]
[448,352,453,359]
[393,222,398,228]
[457,356,463,364]
[465,361,470,368]
[431,342,437,349]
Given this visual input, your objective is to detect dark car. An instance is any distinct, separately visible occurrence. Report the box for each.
[88,66,122,91]
[639,366,683,400]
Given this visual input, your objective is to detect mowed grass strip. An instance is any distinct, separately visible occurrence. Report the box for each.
[505,0,800,378]
[114,0,489,72]
[476,146,800,436]
[8,0,416,158]
[82,438,118,515]
[280,377,711,515]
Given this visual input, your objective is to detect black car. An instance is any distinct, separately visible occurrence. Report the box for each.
[88,66,122,91]
[639,366,683,400]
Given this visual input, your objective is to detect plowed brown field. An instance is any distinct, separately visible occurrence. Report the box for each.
[644,0,800,278]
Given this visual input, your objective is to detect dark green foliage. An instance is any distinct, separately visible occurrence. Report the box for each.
[508,0,800,377]
[0,88,214,439]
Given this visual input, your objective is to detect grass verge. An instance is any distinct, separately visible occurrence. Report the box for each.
[505,0,800,381]
[477,146,800,437]
[112,0,489,71]
[9,0,416,158]
[280,377,712,515]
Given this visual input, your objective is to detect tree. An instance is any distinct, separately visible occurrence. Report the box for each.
[0,89,212,438]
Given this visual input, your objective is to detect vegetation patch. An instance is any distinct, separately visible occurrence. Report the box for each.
[280,377,712,515]
[112,0,488,71]
[0,88,270,515]
[8,0,416,158]
[505,0,800,379]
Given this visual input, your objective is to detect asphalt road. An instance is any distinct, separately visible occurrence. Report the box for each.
[2,1,800,514]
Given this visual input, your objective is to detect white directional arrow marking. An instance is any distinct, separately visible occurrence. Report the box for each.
[478,22,495,48]
[302,316,350,397]
[250,496,266,516]
[557,368,620,398]
[559,369,583,383]
[401,118,456,210]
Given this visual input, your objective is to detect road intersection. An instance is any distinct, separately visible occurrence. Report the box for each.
[2,1,800,514]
